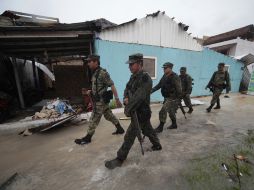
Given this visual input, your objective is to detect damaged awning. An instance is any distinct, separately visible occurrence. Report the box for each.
[234,54,254,65]
[0,10,116,63]
[35,61,55,81]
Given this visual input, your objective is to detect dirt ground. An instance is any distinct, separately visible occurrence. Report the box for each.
[0,94,254,190]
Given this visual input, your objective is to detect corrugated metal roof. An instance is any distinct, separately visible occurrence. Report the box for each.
[234,53,254,65]
[203,25,254,45]
[98,11,202,51]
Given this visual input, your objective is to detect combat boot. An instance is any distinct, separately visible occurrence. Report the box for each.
[187,107,193,114]
[155,122,164,133]
[214,99,221,109]
[151,144,162,151]
[206,103,215,112]
[105,158,123,169]
[74,134,92,145]
[167,119,177,129]
[112,123,125,135]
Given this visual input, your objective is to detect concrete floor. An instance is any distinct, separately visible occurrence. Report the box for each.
[0,94,254,190]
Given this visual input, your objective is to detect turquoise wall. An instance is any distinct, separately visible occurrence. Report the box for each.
[94,40,244,101]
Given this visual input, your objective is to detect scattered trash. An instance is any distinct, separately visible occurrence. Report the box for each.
[20,128,33,136]
[221,153,254,189]
[205,120,216,126]
[235,155,253,165]
[182,99,205,106]
[32,98,75,120]
[0,172,18,190]
[221,163,237,182]
[40,114,77,132]
[68,148,73,153]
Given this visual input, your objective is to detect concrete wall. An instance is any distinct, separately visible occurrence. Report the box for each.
[95,40,244,101]
[235,38,254,57]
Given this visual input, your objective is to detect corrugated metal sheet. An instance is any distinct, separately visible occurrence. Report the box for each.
[234,53,254,65]
[98,12,202,51]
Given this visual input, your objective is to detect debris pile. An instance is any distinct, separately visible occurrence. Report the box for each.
[32,99,76,120]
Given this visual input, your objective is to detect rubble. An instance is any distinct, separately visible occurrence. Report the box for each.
[32,99,75,120]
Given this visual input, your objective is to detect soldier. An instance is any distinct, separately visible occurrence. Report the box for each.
[179,67,193,114]
[75,54,125,145]
[205,63,231,112]
[151,62,182,133]
[105,53,162,170]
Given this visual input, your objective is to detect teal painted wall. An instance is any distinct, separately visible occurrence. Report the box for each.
[94,40,244,101]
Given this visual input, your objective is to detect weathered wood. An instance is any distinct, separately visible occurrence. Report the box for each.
[3,45,89,53]
[12,58,25,108]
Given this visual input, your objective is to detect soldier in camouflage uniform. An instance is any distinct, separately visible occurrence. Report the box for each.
[179,67,193,114]
[151,62,182,133]
[75,54,125,145]
[205,63,231,112]
[105,53,162,170]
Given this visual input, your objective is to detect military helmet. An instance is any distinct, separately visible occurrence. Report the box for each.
[162,62,174,68]
[218,62,225,67]
[126,53,143,64]
[180,67,187,71]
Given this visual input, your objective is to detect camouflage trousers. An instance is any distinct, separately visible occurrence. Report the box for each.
[159,98,179,123]
[87,102,119,136]
[210,88,223,105]
[182,94,192,108]
[117,120,161,161]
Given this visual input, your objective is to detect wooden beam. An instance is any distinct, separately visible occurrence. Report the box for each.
[6,50,89,59]
[0,31,93,38]
[0,39,91,47]
[3,45,89,53]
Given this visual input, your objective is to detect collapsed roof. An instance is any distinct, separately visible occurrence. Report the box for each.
[0,10,116,63]
[203,25,254,45]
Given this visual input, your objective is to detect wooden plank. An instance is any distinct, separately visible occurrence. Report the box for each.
[3,45,89,53]
[0,31,93,38]
[0,39,91,47]
[6,50,89,59]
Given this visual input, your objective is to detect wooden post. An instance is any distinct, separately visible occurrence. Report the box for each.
[12,58,25,108]
[32,60,38,88]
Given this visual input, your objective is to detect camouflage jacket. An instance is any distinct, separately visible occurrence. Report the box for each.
[207,71,231,92]
[124,70,152,116]
[91,67,114,98]
[180,74,193,94]
[152,72,182,99]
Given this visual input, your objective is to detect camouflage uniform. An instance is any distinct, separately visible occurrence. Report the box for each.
[180,73,193,110]
[152,72,182,123]
[87,67,119,135]
[75,54,124,146]
[117,70,161,160]
[105,53,161,170]
[206,63,231,112]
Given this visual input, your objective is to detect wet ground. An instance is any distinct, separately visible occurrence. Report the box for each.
[0,94,253,190]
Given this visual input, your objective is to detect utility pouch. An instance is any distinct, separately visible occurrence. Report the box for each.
[102,90,113,104]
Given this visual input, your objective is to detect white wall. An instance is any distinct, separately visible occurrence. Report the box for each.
[235,38,254,57]
[99,12,203,51]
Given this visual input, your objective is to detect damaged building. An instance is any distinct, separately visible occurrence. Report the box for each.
[93,11,244,101]
[0,10,246,111]
[0,10,115,113]
[203,25,254,91]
